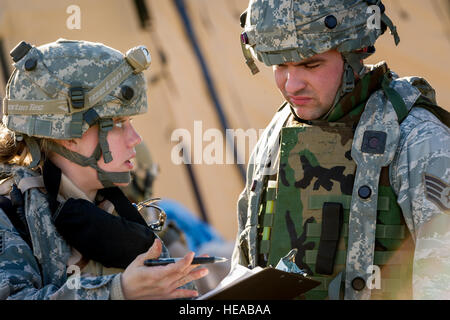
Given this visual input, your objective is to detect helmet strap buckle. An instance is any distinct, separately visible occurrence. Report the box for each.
[99,119,114,164]
[69,86,85,110]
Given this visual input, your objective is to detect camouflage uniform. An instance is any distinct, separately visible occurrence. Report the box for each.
[232,0,450,300]
[0,39,177,299]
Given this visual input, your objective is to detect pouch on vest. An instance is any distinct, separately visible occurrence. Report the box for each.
[315,202,343,275]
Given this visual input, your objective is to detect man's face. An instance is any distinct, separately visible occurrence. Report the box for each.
[273,50,344,120]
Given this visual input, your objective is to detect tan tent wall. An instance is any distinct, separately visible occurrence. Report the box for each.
[0,0,449,242]
[0,0,246,241]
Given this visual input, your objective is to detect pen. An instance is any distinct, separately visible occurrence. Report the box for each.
[144,256,228,266]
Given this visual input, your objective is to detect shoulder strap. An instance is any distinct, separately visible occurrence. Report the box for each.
[413,96,450,128]
[345,88,402,300]
[17,176,44,193]
[381,74,409,122]
[383,74,450,127]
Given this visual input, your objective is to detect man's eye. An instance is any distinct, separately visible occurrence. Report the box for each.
[305,64,320,69]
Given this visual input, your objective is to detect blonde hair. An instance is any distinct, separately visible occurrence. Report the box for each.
[0,123,51,167]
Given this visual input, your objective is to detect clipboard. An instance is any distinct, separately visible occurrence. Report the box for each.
[199,267,321,300]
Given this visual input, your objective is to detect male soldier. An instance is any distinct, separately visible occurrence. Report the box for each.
[232,0,450,300]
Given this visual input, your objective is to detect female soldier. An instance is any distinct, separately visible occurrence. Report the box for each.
[0,39,208,299]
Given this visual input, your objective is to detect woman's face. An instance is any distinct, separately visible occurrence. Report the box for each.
[64,116,142,189]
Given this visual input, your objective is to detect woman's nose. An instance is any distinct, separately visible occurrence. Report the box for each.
[127,123,142,148]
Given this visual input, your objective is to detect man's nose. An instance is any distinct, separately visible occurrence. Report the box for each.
[285,67,307,95]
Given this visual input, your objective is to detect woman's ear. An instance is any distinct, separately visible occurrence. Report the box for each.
[56,139,78,152]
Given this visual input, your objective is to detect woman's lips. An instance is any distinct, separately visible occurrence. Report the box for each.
[124,156,134,170]
[289,96,312,106]
[124,159,135,170]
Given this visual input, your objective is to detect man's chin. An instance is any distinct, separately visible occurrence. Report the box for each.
[291,104,329,121]
[292,106,317,121]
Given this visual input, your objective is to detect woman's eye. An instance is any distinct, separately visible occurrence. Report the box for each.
[114,121,126,128]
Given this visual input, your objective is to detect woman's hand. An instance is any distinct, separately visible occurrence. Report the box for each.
[120,239,209,299]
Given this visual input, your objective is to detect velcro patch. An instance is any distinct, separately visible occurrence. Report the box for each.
[424,174,450,212]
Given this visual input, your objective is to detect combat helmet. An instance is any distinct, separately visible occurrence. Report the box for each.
[240,0,400,102]
[2,39,151,187]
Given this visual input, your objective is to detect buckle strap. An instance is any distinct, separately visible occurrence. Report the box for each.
[23,135,41,168]
[99,119,114,163]
[381,73,408,122]
[69,86,85,109]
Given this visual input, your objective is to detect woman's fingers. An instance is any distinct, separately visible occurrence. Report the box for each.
[122,244,210,299]
[141,239,163,261]
[146,252,209,292]
[146,288,200,300]
[171,267,209,290]
[160,251,195,278]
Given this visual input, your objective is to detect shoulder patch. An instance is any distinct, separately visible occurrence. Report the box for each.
[424,174,450,213]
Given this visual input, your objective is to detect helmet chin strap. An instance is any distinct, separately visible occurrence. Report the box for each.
[319,61,356,120]
[319,51,372,121]
[47,140,131,188]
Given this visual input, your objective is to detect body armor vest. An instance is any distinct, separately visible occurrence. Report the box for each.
[257,120,414,300]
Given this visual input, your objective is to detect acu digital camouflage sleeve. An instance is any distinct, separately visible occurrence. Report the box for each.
[0,208,121,300]
[390,107,450,300]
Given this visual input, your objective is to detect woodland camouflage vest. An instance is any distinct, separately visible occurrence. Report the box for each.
[258,121,414,299]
